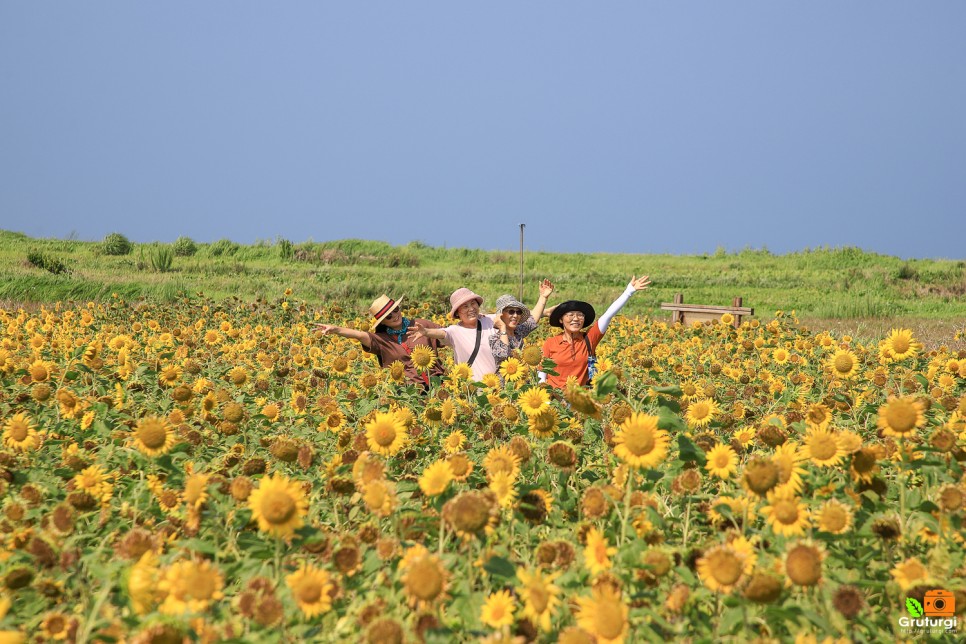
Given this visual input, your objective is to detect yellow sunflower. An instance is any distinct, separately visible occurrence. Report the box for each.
[365,411,408,456]
[157,559,225,615]
[500,357,527,383]
[884,328,920,361]
[409,345,436,371]
[401,547,448,608]
[574,585,628,644]
[488,471,518,508]
[527,407,560,439]
[131,416,176,457]
[480,590,516,629]
[803,403,833,430]
[761,491,810,537]
[612,413,669,469]
[583,527,617,576]
[247,473,309,539]
[518,387,550,417]
[783,541,825,587]
[516,567,562,632]
[442,430,467,454]
[876,396,925,438]
[827,349,859,379]
[2,413,40,452]
[816,498,853,535]
[418,460,454,497]
[697,544,747,593]
[286,562,334,617]
[685,398,720,428]
[802,426,846,467]
[484,445,521,481]
[705,444,739,479]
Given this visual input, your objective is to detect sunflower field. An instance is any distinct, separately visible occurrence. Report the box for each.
[0,293,964,643]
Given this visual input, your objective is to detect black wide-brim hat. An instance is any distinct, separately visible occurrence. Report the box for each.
[549,300,596,329]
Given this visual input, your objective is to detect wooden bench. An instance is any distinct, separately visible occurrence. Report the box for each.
[660,294,754,328]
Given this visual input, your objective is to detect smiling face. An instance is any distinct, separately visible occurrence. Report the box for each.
[561,310,585,333]
[382,307,403,330]
[501,307,524,329]
[456,299,480,327]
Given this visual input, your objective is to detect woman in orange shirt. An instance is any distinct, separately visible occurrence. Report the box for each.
[540,275,651,388]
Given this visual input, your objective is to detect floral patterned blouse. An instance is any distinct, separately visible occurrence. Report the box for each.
[488,316,537,363]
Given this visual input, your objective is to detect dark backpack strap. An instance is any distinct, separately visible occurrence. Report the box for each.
[467,320,483,366]
[584,335,594,357]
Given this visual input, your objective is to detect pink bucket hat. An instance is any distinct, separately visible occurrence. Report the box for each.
[449,287,484,318]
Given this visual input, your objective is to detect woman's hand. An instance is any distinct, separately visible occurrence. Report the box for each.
[313,324,339,335]
[493,316,507,333]
[629,275,651,291]
[538,279,555,298]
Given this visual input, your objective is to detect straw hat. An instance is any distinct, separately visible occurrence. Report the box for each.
[369,294,404,330]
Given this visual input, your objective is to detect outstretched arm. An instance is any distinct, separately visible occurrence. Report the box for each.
[597,274,651,334]
[410,321,447,343]
[529,279,555,321]
[314,324,373,350]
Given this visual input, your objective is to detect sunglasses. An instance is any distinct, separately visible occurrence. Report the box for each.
[504,308,524,316]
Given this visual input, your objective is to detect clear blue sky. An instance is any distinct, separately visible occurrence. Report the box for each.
[2,3,964,259]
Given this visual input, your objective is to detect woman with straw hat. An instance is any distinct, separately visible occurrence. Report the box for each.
[540,275,651,388]
[314,294,444,386]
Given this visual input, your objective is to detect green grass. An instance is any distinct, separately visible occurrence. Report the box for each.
[2,230,965,333]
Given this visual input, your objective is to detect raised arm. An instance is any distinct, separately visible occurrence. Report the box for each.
[489,316,512,360]
[529,279,555,321]
[314,323,372,350]
[597,274,651,333]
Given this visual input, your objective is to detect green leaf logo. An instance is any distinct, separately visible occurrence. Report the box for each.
[906,597,924,617]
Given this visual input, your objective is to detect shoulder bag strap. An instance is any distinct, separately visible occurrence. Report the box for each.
[584,335,595,357]
[467,320,483,366]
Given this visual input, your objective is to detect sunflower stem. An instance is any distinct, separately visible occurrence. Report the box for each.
[682,498,691,546]
[438,513,445,557]
[619,468,635,546]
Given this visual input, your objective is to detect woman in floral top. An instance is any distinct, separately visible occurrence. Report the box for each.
[489,279,555,366]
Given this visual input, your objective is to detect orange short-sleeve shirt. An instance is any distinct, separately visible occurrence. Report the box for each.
[541,322,604,388]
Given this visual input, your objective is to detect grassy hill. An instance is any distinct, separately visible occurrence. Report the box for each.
[2,229,964,345]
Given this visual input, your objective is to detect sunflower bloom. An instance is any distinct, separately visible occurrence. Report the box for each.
[685,398,720,428]
[705,444,739,479]
[248,473,309,539]
[480,590,516,629]
[876,397,925,438]
[802,426,846,467]
[697,544,747,593]
[574,585,629,644]
[418,460,454,497]
[612,413,669,469]
[365,411,408,456]
[516,567,562,632]
[131,416,176,457]
[286,562,334,617]
[3,413,41,452]
[761,492,810,537]
[157,559,225,615]
[518,387,550,417]
[583,527,617,576]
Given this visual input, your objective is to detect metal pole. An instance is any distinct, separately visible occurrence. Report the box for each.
[518,224,525,301]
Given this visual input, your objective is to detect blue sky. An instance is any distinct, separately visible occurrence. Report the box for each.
[2,3,964,259]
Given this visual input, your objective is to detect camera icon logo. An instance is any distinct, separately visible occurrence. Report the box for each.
[923,589,955,617]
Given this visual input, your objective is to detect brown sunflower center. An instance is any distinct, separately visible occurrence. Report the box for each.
[708,550,743,586]
[296,580,322,603]
[406,559,444,601]
[809,437,837,460]
[785,546,822,586]
[371,423,397,447]
[594,597,625,638]
[137,422,168,449]
[833,354,854,373]
[884,402,917,433]
[773,500,800,524]
[9,423,29,442]
[260,490,297,524]
[623,429,655,456]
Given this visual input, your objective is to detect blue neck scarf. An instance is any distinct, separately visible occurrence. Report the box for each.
[385,317,411,344]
